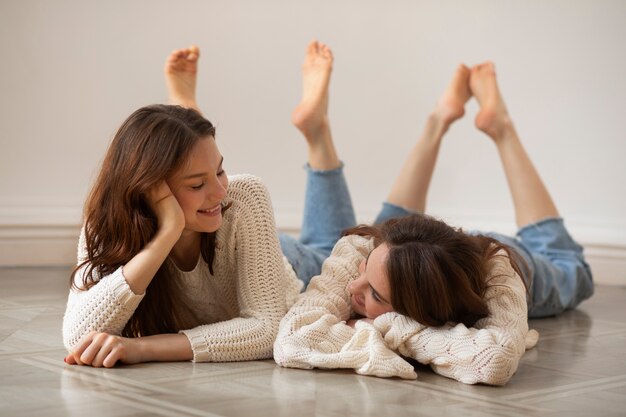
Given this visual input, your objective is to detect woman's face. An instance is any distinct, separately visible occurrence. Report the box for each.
[168,137,228,233]
[348,243,394,319]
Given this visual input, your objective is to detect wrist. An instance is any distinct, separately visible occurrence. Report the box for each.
[135,337,152,362]
[155,224,183,245]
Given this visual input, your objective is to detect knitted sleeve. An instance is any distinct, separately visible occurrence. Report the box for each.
[180,175,293,362]
[62,229,144,350]
[373,253,539,385]
[274,235,417,379]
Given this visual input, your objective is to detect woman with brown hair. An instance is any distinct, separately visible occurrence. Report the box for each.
[62,41,359,367]
[274,52,594,384]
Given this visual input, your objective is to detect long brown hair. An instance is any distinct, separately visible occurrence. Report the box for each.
[345,214,527,327]
[71,104,227,337]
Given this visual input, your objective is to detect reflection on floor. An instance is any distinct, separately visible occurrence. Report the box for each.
[1,267,625,417]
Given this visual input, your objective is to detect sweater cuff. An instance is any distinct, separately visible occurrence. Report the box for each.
[109,266,145,308]
[179,328,206,362]
[373,312,424,350]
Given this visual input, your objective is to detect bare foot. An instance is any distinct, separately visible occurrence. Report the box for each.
[164,45,200,111]
[469,62,512,140]
[433,64,472,126]
[291,40,334,141]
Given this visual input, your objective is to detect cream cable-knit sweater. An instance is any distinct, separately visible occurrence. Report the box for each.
[63,174,303,362]
[274,234,539,385]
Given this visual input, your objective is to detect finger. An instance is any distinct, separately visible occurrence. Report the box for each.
[80,333,109,365]
[64,354,77,365]
[103,348,122,368]
[92,343,114,368]
[70,331,98,365]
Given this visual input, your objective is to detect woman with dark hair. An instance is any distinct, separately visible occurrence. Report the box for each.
[274,55,594,384]
[62,42,358,367]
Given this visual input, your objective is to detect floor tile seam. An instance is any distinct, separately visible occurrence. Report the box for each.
[0,305,49,312]
[523,355,626,377]
[501,374,626,401]
[146,363,278,384]
[0,299,27,307]
[0,348,65,359]
[108,389,224,417]
[0,299,66,307]
[519,362,609,381]
[5,330,64,347]
[370,378,547,413]
[521,379,626,405]
[16,356,184,396]
[538,328,626,341]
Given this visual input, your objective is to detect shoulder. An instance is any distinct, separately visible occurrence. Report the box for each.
[218,174,277,241]
[226,174,271,202]
[485,248,525,291]
[333,234,374,257]
[222,174,273,220]
[319,234,374,274]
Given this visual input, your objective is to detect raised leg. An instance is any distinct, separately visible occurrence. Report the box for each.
[280,41,356,284]
[291,40,340,170]
[384,64,472,214]
[469,62,559,228]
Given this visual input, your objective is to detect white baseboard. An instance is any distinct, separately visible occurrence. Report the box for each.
[0,225,81,267]
[1,207,625,286]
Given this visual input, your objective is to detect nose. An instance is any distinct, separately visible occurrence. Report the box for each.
[206,178,227,201]
[349,273,366,295]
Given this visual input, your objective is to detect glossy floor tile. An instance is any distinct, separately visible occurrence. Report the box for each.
[1,267,625,416]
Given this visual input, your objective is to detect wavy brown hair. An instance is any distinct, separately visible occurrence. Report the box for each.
[345,214,528,327]
[71,104,228,337]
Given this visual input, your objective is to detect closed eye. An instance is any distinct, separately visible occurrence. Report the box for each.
[370,287,381,303]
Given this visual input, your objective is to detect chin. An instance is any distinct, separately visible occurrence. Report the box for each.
[198,216,223,233]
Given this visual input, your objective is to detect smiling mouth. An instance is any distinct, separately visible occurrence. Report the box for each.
[198,203,222,216]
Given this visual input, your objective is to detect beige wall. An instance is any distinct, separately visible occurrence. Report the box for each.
[1,0,625,283]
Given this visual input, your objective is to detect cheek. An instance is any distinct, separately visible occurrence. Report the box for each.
[176,192,200,214]
[365,298,394,318]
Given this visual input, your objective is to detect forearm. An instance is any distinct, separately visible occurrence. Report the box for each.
[138,333,193,362]
[63,267,144,349]
[122,227,180,294]
[374,312,526,385]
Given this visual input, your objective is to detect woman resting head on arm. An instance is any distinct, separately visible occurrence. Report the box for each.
[73,104,228,338]
[275,45,593,384]
[344,214,527,328]
[64,44,310,367]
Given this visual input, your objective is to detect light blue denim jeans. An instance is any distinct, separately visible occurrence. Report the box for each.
[279,164,593,317]
[479,218,594,318]
[279,164,356,287]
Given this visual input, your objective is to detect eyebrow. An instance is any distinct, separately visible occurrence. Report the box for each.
[181,156,224,180]
[364,251,390,304]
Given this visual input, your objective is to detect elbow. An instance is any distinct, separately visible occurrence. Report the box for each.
[62,317,80,352]
[273,338,288,365]
[472,349,521,386]
[253,318,280,360]
[273,330,304,368]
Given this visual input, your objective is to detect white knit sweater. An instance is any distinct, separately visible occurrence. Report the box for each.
[63,174,303,362]
[274,234,539,385]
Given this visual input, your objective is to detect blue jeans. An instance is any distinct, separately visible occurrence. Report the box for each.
[278,163,425,287]
[479,218,594,318]
[279,164,356,287]
[279,165,593,317]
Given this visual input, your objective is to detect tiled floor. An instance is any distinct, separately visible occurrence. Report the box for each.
[1,267,625,417]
